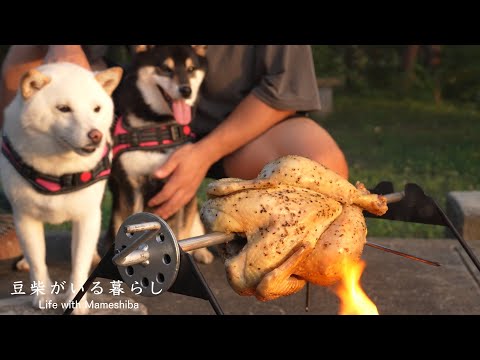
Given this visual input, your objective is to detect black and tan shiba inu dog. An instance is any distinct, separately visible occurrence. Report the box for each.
[108,45,214,263]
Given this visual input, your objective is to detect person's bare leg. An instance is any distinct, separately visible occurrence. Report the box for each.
[223,117,349,180]
[0,45,48,127]
[0,45,100,128]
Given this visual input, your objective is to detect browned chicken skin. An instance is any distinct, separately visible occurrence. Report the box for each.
[201,156,387,301]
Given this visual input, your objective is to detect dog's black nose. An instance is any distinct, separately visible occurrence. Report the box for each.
[88,129,103,144]
[179,86,192,99]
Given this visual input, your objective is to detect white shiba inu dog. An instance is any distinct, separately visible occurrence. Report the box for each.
[0,62,122,314]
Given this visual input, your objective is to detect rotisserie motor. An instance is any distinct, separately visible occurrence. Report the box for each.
[201,156,388,302]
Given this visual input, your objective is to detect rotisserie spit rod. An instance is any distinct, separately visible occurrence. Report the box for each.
[113,191,440,268]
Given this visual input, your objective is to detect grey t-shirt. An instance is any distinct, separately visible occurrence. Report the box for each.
[81,45,109,63]
[192,45,321,136]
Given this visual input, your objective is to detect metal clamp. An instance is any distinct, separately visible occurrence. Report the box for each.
[114,213,180,297]
[113,213,237,298]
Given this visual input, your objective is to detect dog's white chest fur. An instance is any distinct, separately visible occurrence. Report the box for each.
[119,149,172,178]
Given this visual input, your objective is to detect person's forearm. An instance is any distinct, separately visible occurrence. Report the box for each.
[44,45,90,69]
[196,93,295,164]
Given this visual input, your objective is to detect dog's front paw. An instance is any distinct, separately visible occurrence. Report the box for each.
[90,251,102,269]
[63,292,90,315]
[191,248,214,264]
[15,257,30,272]
[71,301,90,315]
[31,291,55,310]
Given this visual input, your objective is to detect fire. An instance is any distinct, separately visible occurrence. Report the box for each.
[333,259,379,315]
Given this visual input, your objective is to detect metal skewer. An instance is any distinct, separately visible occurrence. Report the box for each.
[115,228,441,269]
[180,232,236,252]
[113,191,436,269]
[364,190,440,266]
[305,282,311,313]
[384,191,405,204]
[176,192,410,254]
[178,233,441,268]
[112,222,161,267]
[366,242,440,267]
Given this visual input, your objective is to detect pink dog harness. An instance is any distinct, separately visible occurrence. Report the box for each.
[1,135,111,195]
[112,116,194,158]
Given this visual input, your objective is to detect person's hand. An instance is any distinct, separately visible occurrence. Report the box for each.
[147,143,214,219]
[44,45,91,70]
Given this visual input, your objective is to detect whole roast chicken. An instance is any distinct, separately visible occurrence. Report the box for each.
[201,156,388,301]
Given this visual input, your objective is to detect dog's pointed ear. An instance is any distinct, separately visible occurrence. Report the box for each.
[95,67,123,96]
[20,69,51,100]
[132,45,155,53]
[191,45,208,57]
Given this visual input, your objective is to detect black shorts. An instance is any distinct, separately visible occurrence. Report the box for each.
[191,133,227,179]
[195,112,310,180]
[206,159,227,180]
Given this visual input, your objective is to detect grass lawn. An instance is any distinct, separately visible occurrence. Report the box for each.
[5,95,479,239]
[315,95,480,238]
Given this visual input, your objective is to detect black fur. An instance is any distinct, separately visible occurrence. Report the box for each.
[114,45,207,123]
[103,45,207,252]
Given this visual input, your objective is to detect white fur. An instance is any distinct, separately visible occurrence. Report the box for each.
[186,70,205,107]
[119,143,170,219]
[136,67,171,115]
[0,63,121,314]
[120,147,172,179]
[136,66,206,110]
[119,139,214,263]
[119,146,213,264]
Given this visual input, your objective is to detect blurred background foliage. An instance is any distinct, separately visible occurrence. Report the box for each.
[0,45,478,238]
[311,45,480,105]
[2,45,480,105]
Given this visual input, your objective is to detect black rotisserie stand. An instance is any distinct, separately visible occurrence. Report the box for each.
[65,182,480,315]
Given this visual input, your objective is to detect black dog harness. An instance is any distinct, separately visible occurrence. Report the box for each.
[112,116,194,158]
[1,135,112,195]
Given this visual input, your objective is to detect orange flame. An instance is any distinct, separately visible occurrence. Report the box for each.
[333,259,379,315]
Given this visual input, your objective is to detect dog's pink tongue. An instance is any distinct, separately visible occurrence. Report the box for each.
[172,100,192,125]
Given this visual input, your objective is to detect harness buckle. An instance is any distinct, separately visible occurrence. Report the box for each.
[129,132,139,147]
[170,126,181,142]
[60,174,75,188]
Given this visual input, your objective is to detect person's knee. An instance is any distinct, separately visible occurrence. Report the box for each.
[224,116,349,180]
[0,46,46,122]
[277,117,349,179]
[311,125,349,179]
[1,45,46,90]
[320,146,349,179]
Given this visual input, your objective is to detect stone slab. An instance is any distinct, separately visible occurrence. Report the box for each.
[1,234,480,315]
[0,294,148,315]
[447,191,480,241]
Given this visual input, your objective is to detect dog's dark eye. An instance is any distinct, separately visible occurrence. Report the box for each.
[94,106,101,113]
[57,105,72,113]
[187,66,196,73]
[160,65,173,76]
